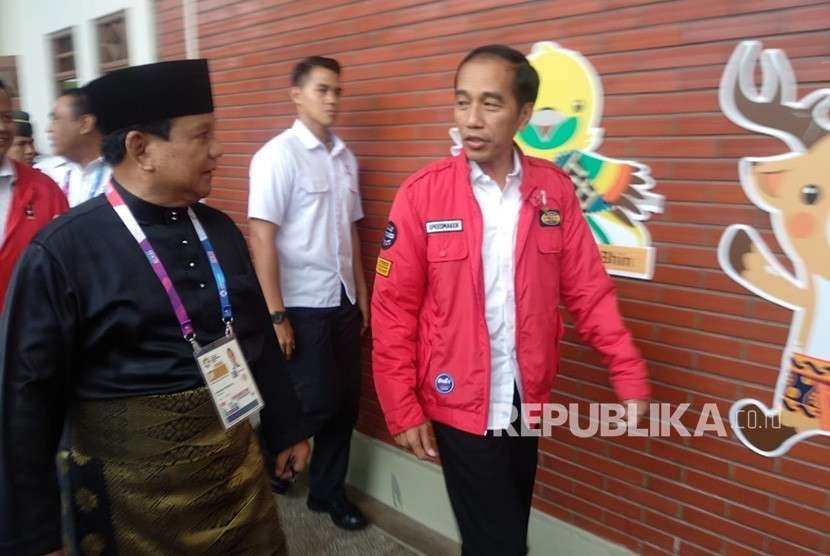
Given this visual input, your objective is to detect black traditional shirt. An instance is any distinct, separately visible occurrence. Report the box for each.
[0,180,307,554]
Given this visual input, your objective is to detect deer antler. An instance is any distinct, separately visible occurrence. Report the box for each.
[719,41,830,152]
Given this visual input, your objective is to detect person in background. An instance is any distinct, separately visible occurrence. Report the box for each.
[0,81,67,312]
[371,45,651,556]
[36,88,111,206]
[6,111,36,166]
[248,56,369,531]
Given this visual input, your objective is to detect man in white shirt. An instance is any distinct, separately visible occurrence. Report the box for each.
[35,88,111,206]
[248,56,368,531]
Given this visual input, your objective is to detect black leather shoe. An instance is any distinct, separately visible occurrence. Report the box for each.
[307,494,368,530]
[270,477,292,494]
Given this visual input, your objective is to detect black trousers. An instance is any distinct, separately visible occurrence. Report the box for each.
[433,388,539,556]
[264,286,362,500]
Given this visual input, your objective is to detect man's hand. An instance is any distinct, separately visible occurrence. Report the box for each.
[622,399,649,427]
[394,422,438,462]
[274,320,295,360]
[275,439,310,480]
[358,293,370,335]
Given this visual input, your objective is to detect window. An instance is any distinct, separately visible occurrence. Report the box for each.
[0,56,19,102]
[51,29,77,95]
[97,12,129,74]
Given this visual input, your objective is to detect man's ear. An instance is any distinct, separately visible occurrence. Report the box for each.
[125,130,154,171]
[290,86,301,105]
[79,114,98,135]
[518,101,534,130]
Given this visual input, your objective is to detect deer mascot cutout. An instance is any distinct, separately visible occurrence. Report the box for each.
[718,40,830,456]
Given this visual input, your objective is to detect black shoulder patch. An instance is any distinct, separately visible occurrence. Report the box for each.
[381,221,397,249]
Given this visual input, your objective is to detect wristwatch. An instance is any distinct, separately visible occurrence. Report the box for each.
[270,311,287,324]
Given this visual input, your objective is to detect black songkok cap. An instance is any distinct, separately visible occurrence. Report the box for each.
[84,59,214,135]
[11,111,32,137]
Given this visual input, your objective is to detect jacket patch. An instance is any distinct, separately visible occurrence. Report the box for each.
[376,256,392,277]
[426,220,463,234]
[434,373,454,394]
[381,221,397,250]
[539,209,561,227]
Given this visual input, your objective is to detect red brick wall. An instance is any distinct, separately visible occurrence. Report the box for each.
[154,0,186,61]
[157,2,830,553]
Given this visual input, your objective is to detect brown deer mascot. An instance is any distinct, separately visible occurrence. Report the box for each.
[718,40,830,456]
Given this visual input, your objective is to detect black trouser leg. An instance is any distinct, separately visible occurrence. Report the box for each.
[433,388,538,556]
[308,291,362,501]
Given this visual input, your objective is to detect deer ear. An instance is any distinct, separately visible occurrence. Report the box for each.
[755,170,784,199]
[751,159,793,200]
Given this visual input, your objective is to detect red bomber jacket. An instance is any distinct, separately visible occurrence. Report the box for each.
[371,151,650,436]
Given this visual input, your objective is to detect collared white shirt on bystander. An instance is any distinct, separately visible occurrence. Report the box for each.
[248,119,363,308]
[0,156,16,244]
[35,156,111,207]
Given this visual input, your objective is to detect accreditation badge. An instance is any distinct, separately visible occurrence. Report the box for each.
[195,334,265,429]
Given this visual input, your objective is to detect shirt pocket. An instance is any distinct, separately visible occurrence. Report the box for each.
[536,226,563,254]
[299,176,330,194]
[427,233,469,262]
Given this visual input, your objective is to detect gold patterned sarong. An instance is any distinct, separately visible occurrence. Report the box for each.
[58,387,286,556]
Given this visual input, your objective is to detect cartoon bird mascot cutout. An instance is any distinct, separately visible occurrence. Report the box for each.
[521,42,664,279]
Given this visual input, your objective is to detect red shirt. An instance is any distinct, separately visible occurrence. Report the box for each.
[0,160,69,311]
[371,152,650,436]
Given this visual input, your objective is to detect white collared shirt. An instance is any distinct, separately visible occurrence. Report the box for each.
[0,156,16,244]
[35,156,111,207]
[248,119,363,308]
[470,150,524,430]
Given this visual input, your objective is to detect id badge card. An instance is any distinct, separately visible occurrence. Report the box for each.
[195,333,265,429]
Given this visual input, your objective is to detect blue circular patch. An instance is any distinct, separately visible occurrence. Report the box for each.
[381,221,397,250]
[434,373,454,394]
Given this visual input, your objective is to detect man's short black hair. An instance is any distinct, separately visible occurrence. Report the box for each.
[0,79,6,92]
[100,119,172,165]
[60,88,93,118]
[291,56,341,87]
[455,44,539,107]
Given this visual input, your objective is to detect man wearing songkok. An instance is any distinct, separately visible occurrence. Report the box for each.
[0,60,310,556]
[6,111,37,166]
[0,82,67,313]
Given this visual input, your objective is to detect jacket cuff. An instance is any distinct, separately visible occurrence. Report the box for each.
[613,377,652,403]
[384,400,427,437]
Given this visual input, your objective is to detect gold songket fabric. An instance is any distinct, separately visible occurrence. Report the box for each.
[58,387,286,555]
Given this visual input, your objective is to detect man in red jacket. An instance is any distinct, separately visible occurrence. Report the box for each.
[371,45,651,556]
[0,80,68,311]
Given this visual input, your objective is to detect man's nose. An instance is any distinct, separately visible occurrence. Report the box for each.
[465,104,484,128]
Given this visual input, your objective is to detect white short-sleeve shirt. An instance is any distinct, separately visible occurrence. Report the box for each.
[248,119,363,308]
[35,156,111,207]
[0,156,16,245]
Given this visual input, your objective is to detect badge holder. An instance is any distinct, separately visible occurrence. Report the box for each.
[192,321,265,430]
